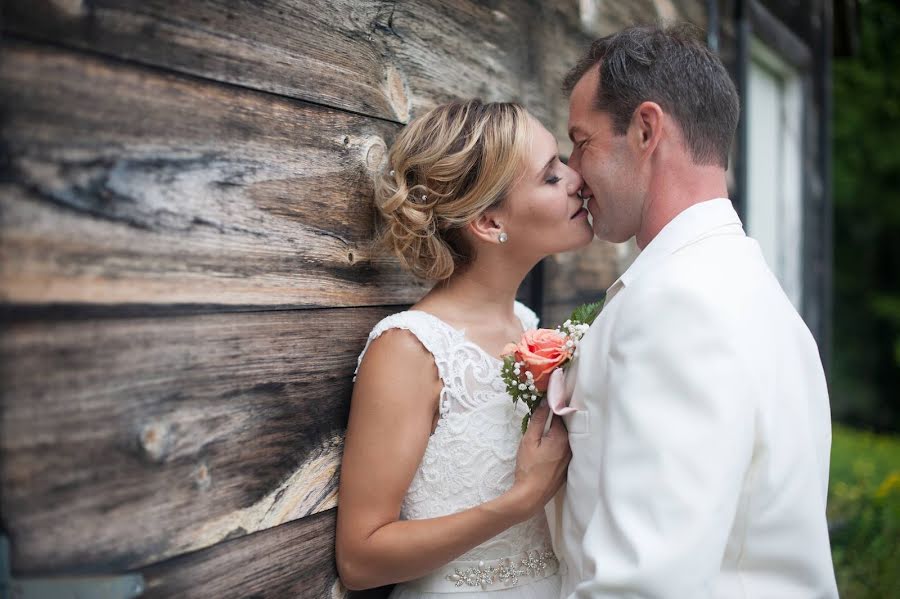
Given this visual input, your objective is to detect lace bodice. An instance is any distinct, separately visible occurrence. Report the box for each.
[354,301,553,561]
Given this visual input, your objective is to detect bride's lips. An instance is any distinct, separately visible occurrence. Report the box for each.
[572,186,595,219]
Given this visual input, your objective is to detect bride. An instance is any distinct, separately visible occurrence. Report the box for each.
[336,99,593,596]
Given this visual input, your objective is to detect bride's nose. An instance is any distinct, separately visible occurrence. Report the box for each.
[566,170,583,196]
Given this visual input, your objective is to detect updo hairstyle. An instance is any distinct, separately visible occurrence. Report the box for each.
[374,99,532,281]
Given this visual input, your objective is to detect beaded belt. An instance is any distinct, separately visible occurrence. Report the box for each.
[402,547,559,593]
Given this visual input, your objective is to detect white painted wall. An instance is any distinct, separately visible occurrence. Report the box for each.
[746,39,804,310]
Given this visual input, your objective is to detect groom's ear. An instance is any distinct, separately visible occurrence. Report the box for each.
[630,101,664,157]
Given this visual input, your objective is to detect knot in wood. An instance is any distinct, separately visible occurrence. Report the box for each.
[193,462,212,491]
[139,422,171,463]
[365,137,387,171]
[384,64,410,123]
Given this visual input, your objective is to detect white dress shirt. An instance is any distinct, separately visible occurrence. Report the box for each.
[547,198,838,598]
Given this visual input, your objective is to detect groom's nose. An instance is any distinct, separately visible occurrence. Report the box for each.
[568,147,582,172]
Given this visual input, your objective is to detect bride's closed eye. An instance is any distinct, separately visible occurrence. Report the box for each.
[545,174,562,184]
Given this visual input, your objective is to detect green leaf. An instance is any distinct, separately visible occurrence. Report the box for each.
[569,298,605,326]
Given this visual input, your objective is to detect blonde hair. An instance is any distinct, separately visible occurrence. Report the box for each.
[374,99,532,281]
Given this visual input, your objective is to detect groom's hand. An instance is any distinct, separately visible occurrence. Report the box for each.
[511,402,571,517]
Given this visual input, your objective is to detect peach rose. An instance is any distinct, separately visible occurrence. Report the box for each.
[501,328,571,392]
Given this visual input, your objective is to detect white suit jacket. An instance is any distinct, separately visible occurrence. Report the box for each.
[546,199,838,598]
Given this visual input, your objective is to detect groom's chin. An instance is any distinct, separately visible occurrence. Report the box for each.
[589,220,608,240]
[593,226,629,244]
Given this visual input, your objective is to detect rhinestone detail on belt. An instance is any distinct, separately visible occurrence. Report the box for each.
[445,549,557,589]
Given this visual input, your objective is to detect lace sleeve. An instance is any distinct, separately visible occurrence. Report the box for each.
[354,312,448,382]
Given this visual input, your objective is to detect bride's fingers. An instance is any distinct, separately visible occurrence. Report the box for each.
[542,412,554,437]
[546,412,569,441]
[526,401,551,440]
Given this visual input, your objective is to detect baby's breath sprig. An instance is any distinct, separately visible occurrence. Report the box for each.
[556,319,592,368]
[501,355,543,434]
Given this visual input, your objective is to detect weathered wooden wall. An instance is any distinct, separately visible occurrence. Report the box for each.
[1,1,705,597]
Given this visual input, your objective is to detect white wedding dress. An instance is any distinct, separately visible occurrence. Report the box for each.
[354,301,561,598]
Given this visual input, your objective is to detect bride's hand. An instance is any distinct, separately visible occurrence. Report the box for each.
[510,402,571,518]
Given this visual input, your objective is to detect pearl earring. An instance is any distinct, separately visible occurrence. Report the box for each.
[498,232,508,244]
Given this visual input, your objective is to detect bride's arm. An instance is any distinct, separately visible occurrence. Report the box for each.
[335,328,568,591]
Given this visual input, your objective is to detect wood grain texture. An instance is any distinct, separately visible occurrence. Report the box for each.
[0,305,396,575]
[141,508,389,598]
[577,0,674,35]
[550,241,623,300]
[0,40,428,309]
[4,0,535,124]
[518,2,594,156]
[140,509,342,598]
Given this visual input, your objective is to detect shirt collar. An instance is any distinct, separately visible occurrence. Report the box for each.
[606,198,744,300]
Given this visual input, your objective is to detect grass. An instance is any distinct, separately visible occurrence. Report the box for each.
[828,424,900,598]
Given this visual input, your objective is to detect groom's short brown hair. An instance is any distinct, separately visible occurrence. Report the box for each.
[563,24,739,168]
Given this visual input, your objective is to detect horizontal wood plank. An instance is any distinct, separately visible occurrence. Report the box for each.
[140,509,342,598]
[0,306,396,574]
[543,242,623,302]
[140,509,391,599]
[0,40,428,309]
[4,0,534,124]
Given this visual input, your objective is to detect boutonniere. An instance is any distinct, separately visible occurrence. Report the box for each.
[500,299,604,433]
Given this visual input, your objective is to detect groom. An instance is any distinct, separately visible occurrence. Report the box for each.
[546,25,839,598]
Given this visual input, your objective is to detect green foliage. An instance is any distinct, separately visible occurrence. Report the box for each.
[832,0,900,431]
[568,299,605,327]
[828,425,900,597]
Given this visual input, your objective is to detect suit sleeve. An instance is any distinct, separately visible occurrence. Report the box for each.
[570,281,755,598]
